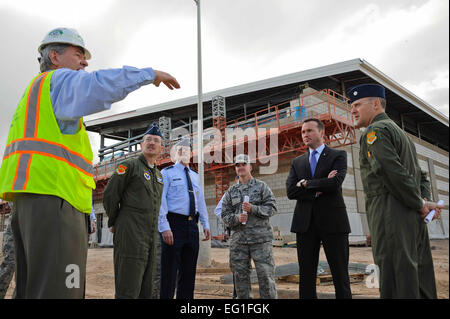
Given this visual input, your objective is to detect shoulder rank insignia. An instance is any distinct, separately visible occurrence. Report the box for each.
[367,131,377,145]
[116,164,128,175]
[144,171,151,181]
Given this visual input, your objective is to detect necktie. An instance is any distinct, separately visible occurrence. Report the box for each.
[184,167,196,217]
[310,150,318,177]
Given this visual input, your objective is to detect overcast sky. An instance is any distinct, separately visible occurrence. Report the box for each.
[0,0,448,165]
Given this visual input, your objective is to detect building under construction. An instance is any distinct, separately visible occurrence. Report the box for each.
[74,59,448,246]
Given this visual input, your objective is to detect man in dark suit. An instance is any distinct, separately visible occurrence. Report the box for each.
[286,118,352,299]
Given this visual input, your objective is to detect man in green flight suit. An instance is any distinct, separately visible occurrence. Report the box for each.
[103,123,164,299]
[349,84,444,299]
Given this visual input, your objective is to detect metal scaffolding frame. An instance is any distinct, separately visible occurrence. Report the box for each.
[92,88,356,206]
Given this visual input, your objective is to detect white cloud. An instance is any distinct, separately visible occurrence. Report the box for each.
[0,0,448,167]
[403,68,449,116]
[1,0,118,26]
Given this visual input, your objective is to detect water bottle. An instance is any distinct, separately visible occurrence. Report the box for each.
[242,195,249,225]
[424,200,444,224]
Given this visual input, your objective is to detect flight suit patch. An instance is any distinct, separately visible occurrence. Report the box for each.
[144,171,150,181]
[367,131,377,145]
[156,176,163,184]
[116,164,128,175]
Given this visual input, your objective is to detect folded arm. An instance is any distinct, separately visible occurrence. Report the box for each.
[305,152,347,193]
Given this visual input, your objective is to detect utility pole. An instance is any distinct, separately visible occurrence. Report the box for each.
[194,0,211,267]
[194,0,204,190]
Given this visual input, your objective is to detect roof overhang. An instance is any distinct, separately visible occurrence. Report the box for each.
[85,58,449,150]
[85,59,363,127]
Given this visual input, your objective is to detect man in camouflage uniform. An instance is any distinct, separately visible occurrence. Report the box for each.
[0,203,15,299]
[349,84,444,299]
[222,154,278,299]
[103,123,164,299]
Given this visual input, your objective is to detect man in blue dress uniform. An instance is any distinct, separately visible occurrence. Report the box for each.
[158,138,210,299]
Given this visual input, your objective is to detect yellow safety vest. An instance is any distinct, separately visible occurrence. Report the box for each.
[0,71,95,213]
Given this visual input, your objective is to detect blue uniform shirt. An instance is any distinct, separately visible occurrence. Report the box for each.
[158,162,210,233]
[214,193,226,219]
[50,66,155,134]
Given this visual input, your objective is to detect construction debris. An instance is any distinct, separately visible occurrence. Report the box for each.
[219,261,368,285]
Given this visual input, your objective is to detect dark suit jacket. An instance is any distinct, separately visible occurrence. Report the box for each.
[286,145,351,234]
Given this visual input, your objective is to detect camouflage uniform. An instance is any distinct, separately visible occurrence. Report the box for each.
[222,178,278,299]
[0,204,15,299]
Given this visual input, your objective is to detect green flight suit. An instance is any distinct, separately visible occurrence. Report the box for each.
[103,154,163,299]
[359,112,437,299]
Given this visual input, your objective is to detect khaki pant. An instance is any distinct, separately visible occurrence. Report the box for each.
[12,194,88,299]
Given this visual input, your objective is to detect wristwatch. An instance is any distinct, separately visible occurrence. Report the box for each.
[299,179,307,188]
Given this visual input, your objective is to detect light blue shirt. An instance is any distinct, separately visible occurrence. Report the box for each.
[158,162,210,233]
[214,176,238,219]
[90,210,96,222]
[214,193,226,218]
[50,66,155,134]
[309,143,326,165]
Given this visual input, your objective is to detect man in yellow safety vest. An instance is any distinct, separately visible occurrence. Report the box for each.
[0,27,180,298]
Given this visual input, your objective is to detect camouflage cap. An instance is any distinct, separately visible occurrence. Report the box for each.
[234,154,250,164]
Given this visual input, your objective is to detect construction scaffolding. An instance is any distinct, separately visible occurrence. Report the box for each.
[159,116,172,150]
[92,87,356,204]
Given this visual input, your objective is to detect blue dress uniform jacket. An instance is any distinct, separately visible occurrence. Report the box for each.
[158,162,209,232]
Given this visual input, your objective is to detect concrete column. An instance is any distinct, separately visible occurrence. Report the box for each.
[128,129,132,153]
[100,134,105,162]
[352,129,370,236]
[427,158,446,236]
[341,80,346,97]
[427,158,439,201]
[197,222,211,267]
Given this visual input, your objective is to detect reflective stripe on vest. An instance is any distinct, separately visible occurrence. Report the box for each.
[4,138,93,178]
[5,72,92,191]
[12,153,32,191]
[24,73,48,138]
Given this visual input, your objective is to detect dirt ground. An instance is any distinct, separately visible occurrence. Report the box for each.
[2,239,448,299]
